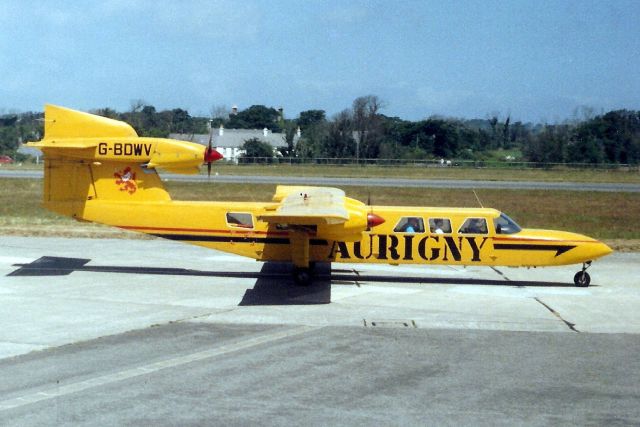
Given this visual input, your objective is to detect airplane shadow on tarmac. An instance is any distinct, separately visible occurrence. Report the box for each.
[7,256,579,306]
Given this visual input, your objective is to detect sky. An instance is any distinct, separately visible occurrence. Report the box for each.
[1,0,639,123]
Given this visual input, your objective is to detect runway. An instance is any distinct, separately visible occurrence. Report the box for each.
[1,236,639,425]
[2,169,639,192]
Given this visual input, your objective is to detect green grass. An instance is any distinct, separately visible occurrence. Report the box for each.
[208,163,640,183]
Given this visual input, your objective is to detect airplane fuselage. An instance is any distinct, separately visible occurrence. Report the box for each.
[79,200,611,269]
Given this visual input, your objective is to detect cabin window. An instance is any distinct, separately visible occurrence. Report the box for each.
[458,217,488,234]
[226,212,254,229]
[393,217,425,233]
[494,213,522,234]
[428,218,452,234]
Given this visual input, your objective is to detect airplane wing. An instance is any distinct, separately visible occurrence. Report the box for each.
[258,186,350,225]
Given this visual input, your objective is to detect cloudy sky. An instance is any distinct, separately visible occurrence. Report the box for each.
[1,0,638,122]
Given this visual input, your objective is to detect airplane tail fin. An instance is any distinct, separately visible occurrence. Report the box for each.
[26,105,222,220]
[43,104,138,139]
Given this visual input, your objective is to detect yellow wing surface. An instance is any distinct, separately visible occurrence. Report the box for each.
[259,186,350,225]
[257,185,376,271]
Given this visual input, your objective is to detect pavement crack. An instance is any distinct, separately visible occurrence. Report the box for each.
[534,297,579,332]
[490,266,511,281]
[352,268,361,287]
[158,309,238,326]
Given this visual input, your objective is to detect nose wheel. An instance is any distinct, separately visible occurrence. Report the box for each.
[574,261,591,287]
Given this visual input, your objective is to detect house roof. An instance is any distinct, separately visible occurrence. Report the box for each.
[170,129,299,149]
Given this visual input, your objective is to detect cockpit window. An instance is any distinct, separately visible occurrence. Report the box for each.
[226,212,254,228]
[428,218,452,234]
[393,217,425,233]
[494,213,522,234]
[459,217,488,234]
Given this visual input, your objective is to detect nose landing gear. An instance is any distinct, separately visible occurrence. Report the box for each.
[574,261,592,287]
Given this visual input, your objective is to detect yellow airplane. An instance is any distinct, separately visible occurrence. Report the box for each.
[27,105,612,286]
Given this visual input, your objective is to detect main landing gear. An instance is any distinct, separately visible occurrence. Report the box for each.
[292,263,316,286]
[574,261,592,287]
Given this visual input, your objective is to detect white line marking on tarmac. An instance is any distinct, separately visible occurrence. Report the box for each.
[0,325,319,412]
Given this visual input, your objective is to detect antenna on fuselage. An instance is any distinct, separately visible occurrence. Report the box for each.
[472,189,484,208]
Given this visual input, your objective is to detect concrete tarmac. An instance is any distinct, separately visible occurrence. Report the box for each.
[1,236,639,425]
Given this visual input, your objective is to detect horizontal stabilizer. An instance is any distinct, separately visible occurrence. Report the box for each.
[26,140,98,150]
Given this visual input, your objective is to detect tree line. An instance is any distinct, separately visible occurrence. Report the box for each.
[1,97,639,165]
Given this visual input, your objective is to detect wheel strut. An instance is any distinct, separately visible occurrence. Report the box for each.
[574,261,592,287]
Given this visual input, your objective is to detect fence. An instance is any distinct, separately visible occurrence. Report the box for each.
[234,157,638,171]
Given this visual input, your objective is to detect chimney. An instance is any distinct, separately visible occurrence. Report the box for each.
[219,124,224,136]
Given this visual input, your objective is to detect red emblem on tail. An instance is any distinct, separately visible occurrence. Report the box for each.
[114,167,137,194]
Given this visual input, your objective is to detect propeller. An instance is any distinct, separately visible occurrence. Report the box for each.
[204,121,223,178]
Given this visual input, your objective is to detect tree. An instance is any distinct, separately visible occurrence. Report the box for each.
[129,99,145,113]
[240,138,274,162]
[280,120,298,157]
[0,125,19,155]
[298,110,326,129]
[320,110,356,158]
[92,108,118,119]
[295,122,328,158]
[295,111,328,158]
[227,105,281,132]
[566,134,604,163]
[209,104,229,128]
[352,95,385,159]
[524,125,568,164]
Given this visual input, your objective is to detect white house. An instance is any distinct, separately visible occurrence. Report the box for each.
[170,125,301,163]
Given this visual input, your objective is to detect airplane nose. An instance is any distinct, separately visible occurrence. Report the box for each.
[580,240,614,263]
[594,242,614,259]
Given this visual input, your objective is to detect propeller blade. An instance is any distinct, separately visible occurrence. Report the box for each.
[204,121,222,179]
[203,121,223,178]
[208,126,213,178]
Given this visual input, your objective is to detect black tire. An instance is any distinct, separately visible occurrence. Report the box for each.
[293,268,312,286]
[574,271,591,287]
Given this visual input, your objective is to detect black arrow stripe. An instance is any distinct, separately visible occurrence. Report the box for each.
[493,243,576,257]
